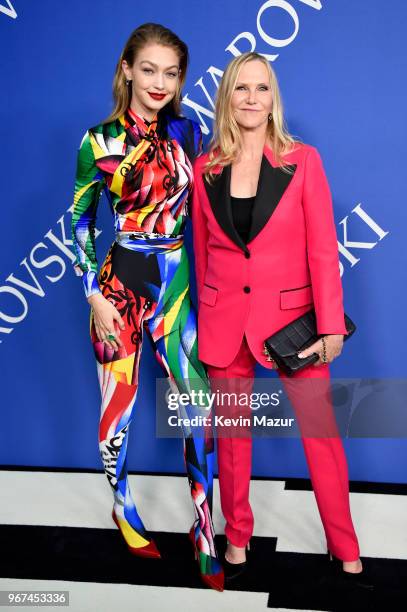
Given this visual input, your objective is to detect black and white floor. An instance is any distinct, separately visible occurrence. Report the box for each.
[0,468,406,611]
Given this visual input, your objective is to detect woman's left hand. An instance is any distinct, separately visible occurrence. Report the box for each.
[298,334,344,366]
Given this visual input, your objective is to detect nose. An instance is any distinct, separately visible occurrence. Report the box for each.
[246,88,257,104]
[154,72,165,90]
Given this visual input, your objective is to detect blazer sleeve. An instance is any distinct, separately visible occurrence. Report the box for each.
[191,157,209,300]
[302,146,347,335]
[71,130,106,299]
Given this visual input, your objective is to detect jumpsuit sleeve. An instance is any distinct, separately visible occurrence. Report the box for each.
[191,157,209,300]
[185,120,203,220]
[71,129,106,299]
[191,119,203,159]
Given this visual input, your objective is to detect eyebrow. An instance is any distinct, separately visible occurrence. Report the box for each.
[140,60,179,70]
[235,81,270,86]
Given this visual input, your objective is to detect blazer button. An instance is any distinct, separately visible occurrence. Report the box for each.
[244,252,251,259]
[243,286,251,293]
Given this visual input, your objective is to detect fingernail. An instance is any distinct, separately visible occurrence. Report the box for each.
[298,352,305,358]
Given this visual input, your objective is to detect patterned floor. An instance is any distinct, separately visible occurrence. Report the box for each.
[0,468,406,611]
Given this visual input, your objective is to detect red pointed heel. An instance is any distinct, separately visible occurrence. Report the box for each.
[188,526,224,592]
[112,509,161,559]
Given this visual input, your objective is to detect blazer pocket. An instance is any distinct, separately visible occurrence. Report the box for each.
[280,284,313,310]
[200,284,218,306]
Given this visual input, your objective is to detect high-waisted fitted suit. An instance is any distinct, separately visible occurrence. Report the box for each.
[71,107,220,574]
[192,145,361,562]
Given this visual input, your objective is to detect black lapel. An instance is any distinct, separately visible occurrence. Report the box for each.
[203,155,297,250]
[247,156,297,243]
[203,164,248,253]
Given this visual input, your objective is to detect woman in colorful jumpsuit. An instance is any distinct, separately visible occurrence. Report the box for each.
[71,23,224,592]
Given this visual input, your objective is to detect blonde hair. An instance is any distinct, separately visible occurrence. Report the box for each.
[103,23,188,124]
[204,52,300,181]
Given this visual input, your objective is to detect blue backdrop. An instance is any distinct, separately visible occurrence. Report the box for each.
[1,0,406,481]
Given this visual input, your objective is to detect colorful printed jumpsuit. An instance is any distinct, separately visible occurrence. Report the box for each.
[71,107,220,575]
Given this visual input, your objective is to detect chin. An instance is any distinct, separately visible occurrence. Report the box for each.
[145,96,172,111]
[238,121,264,130]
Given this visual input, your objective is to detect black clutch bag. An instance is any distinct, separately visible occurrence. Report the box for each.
[263,309,356,376]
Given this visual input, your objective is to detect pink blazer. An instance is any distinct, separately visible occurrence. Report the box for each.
[191,143,347,369]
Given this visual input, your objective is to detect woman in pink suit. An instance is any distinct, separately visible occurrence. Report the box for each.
[191,52,372,588]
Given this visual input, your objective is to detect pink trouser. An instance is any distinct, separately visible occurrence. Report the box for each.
[205,334,360,562]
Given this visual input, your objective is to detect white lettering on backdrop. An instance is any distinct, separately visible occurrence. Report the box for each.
[0,1,389,341]
[0,1,17,19]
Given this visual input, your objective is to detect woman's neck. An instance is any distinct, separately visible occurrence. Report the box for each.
[128,102,156,123]
[238,124,269,160]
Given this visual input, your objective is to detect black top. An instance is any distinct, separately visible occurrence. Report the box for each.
[230,195,255,244]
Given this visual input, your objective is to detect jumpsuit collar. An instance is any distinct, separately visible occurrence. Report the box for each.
[126,106,158,138]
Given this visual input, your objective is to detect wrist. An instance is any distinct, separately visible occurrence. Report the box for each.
[81,270,101,300]
[87,292,103,306]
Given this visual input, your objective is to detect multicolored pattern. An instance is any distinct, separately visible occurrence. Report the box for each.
[71,108,221,576]
[72,107,200,298]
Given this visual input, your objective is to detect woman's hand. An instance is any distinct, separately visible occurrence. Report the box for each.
[87,293,125,352]
[298,334,344,366]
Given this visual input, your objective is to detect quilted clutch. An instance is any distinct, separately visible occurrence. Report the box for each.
[263,309,356,376]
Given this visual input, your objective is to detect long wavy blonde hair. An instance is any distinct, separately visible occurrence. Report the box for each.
[103,23,188,124]
[204,52,300,182]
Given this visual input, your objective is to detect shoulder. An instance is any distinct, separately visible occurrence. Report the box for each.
[76,127,95,155]
[193,150,210,174]
[168,115,200,130]
[280,141,315,159]
[94,115,125,136]
[77,124,100,154]
[167,115,202,160]
[296,142,322,159]
[187,117,202,138]
[167,115,201,142]
[166,114,197,134]
[281,142,325,169]
[79,116,125,152]
[301,143,326,170]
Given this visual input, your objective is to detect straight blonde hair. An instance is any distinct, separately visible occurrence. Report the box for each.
[204,52,300,181]
[103,23,189,124]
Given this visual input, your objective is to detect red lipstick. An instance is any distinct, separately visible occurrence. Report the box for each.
[148,93,166,100]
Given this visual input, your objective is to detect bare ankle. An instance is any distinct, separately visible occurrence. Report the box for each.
[343,559,363,573]
[225,542,247,563]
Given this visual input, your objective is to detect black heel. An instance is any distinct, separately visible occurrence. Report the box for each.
[223,540,250,581]
[327,549,374,590]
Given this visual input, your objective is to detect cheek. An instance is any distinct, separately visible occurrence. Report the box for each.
[132,74,149,90]
[231,93,243,110]
[167,79,178,93]
[263,94,273,110]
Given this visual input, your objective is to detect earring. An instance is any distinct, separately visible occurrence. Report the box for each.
[126,79,132,86]
[268,112,273,122]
